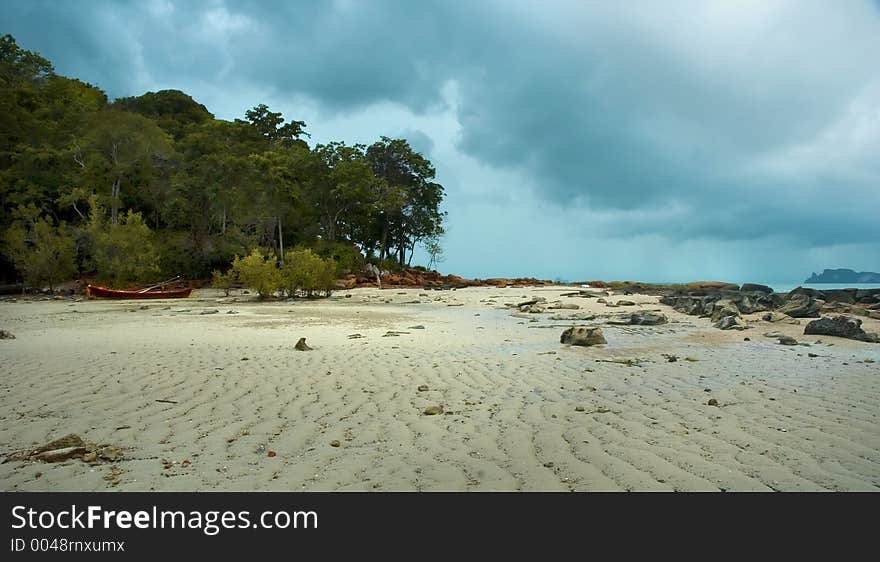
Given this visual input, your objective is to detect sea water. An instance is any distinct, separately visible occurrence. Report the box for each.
[750,282,880,294]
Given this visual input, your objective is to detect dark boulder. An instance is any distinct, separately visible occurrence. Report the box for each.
[778,293,822,318]
[804,316,879,343]
[740,283,773,294]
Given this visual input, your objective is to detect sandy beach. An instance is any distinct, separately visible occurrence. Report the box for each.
[1,286,879,492]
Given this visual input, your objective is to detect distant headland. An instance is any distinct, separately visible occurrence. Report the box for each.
[805,269,880,284]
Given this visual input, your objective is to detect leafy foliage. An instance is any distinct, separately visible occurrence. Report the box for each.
[2,213,76,290]
[281,248,336,297]
[231,249,282,298]
[88,208,160,286]
[0,34,447,289]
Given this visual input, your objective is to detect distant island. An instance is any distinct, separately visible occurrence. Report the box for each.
[805,269,880,283]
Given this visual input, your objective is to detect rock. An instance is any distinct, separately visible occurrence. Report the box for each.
[709,300,741,323]
[82,452,97,463]
[520,304,545,313]
[778,293,822,318]
[330,440,341,448]
[762,331,785,338]
[547,303,580,310]
[777,336,799,345]
[575,406,585,412]
[707,399,719,406]
[740,283,773,294]
[608,312,668,326]
[560,326,607,346]
[616,300,637,306]
[804,315,879,343]
[347,333,364,339]
[714,314,748,330]
[662,354,678,362]
[200,309,219,315]
[0,330,14,340]
[629,311,668,325]
[423,405,444,416]
[408,325,426,330]
[294,338,313,351]
[761,311,799,324]
[417,384,429,392]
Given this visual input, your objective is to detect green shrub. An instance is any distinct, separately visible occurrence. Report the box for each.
[3,216,77,291]
[231,249,282,298]
[211,268,236,296]
[281,248,336,297]
[89,209,161,286]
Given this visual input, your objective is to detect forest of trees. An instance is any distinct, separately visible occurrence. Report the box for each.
[0,34,446,291]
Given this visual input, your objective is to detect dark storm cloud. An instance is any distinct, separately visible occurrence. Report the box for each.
[2,0,879,254]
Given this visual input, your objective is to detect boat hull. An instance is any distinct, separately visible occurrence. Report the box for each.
[86,285,192,299]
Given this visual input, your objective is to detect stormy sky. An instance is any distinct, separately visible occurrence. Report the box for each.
[3,0,879,283]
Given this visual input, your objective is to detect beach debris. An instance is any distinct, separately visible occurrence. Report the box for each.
[560,326,606,346]
[294,338,313,351]
[417,384,429,392]
[596,358,642,367]
[520,304,546,313]
[155,399,178,404]
[744,337,751,341]
[662,354,678,362]
[808,353,819,358]
[408,325,426,330]
[777,336,799,346]
[616,300,637,306]
[330,440,341,448]
[707,399,719,406]
[4,434,123,464]
[347,333,365,339]
[226,310,238,314]
[762,331,785,338]
[446,303,464,307]
[382,331,410,337]
[804,315,880,343]
[575,406,585,412]
[684,356,699,362]
[267,451,277,457]
[423,405,444,415]
[0,330,14,339]
[200,309,219,315]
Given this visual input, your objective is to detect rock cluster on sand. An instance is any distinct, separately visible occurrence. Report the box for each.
[560,326,607,346]
[338,269,550,290]
[659,284,880,331]
[804,316,880,343]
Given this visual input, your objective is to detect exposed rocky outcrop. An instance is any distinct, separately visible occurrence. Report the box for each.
[804,316,879,343]
[345,268,551,289]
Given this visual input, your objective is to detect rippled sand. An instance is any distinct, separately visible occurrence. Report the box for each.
[1,286,878,491]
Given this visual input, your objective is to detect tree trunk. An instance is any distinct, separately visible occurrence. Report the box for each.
[110,178,121,224]
[278,215,284,264]
[379,218,389,261]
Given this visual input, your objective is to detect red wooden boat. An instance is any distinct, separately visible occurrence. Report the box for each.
[86,284,192,299]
